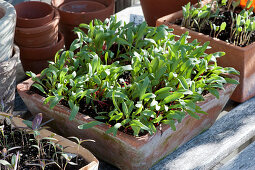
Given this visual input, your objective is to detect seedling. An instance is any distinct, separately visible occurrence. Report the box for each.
[28,16,239,136]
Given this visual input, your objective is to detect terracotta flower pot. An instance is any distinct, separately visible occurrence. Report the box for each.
[156,2,253,103]
[0,45,19,113]
[0,1,16,62]
[15,8,59,48]
[52,0,115,49]
[20,32,64,74]
[140,0,197,26]
[17,74,238,169]
[0,112,99,170]
[15,1,54,28]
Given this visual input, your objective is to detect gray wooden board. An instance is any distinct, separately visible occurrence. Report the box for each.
[151,96,255,170]
[220,140,255,170]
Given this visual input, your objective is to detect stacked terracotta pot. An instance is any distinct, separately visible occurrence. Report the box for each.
[14,1,64,74]
[51,0,115,49]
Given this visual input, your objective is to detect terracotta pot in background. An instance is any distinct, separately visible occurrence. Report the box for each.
[52,0,115,49]
[140,0,197,26]
[0,1,16,62]
[156,5,252,103]
[17,74,238,169]
[15,8,59,48]
[20,32,64,74]
[0,112,99,170]
[15,1,54,28]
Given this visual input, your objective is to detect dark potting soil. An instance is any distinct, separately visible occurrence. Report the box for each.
[174,6,255,47]
[0,119,88,170]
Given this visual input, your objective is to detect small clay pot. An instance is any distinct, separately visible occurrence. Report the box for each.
[59,1,106,25]
[52,0,114,49]
[20,32,64,74]
[140,0,197,26]
[15,1,54,28]
[15,8,59,48]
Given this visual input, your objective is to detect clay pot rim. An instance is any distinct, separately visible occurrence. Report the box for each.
[19,32,64,60]
[53,0,114,15]
[15,1,54,28]
[59,0,106,15]
[0,112,99,169]
[156,0,255,51]
[15,8,60,34]
[17,73,239,144]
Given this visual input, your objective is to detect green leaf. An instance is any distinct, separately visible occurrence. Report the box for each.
[122,101,129,117]
[186,110,200,120]
[116,37,131,46]
[141,93,156,100]
[105,123,122,136]
[93,75,101,85]
[178,76,189,89]
[163,93,183,104]
[136,22,147,41]
[109,112,123,122]
[112,91,121,112]
[155,87,173,95]
[139,77,150,100]
[131,125,141,136]
[162,120,176,131]
[69,103,79,121]
[22,120,32,129]
[141,110,156,118]
[208,88,220,99]
[95,116,108,120]
[224,77,239,84]
[152,114,163,123]
[32,84,46,94]
[130,120,150,131]
[78,121,103,129]
[0,160,11,167]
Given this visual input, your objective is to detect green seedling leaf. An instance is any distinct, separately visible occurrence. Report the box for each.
[186,110,200,120]
[245,0,252,9]
[220,22,226,31]
[0,160,11,167]
[208,88,220,99]
[78,121,103,129]
[162,120,176,131]
[23,120,32,129]
[32,84,46,94]
[105,123,122,136]
[130,120,150,131]
[163,93,183,104]
[141,93,156,100]
[177,76,189,89]
[141,110,156,118]
[68,102,79,121]
[224,77,239,84]
[155,87,173,95]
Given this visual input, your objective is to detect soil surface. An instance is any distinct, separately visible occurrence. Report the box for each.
[0,119,88,170]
